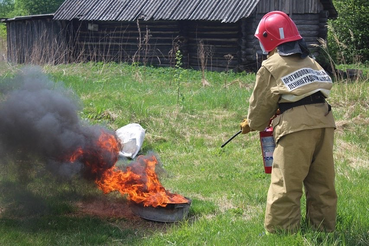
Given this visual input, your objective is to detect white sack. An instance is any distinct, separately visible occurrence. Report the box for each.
[116,123,145,159]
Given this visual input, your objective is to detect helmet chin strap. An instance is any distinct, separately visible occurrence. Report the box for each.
[259,41,268,55]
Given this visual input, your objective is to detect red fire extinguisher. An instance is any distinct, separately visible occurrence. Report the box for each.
[259,111,279,174]
[259,126,275,174]
[221,110,279,174]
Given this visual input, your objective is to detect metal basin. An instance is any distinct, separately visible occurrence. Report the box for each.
[130,198,191,222]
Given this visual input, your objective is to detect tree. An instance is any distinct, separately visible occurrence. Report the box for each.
[0,0,64,39]
[0,0,65,17]
[0,0,15,39]
[0,0,15,17]
[16,0,65,15]
[328,0,369,64]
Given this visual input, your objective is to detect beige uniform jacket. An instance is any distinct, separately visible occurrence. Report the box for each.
[247,53,336,142]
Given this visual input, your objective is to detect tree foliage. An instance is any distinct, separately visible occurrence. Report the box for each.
[16,0,65,15]
[0,0,15,17]
[0,0,64,17]
[328,0,369,64]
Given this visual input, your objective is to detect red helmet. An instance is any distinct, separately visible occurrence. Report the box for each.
[255,11,302,53]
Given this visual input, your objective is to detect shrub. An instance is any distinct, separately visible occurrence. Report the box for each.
[328,0,369,64]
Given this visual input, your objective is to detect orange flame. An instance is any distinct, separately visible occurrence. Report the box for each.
[67,130,188,207]
[96,155,189,207]
[67,130,120,175]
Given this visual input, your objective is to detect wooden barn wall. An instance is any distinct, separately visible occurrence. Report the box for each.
[71,20,180,67]
[256,0,324,15]
[5,9,330,73]
[182,21,240,71]
[65,0,330,72]
[6,18,69,64]
[71,20,247,72]
[240,15,259,72]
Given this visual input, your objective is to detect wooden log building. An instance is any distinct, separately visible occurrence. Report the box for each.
[2,0,337,72]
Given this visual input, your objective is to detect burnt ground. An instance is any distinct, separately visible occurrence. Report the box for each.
[0,195,177,239]
[72,197,173,232]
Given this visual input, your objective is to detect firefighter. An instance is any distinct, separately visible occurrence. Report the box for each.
[240,11,337,233]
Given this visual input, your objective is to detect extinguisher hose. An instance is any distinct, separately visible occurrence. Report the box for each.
[221,130,242,148]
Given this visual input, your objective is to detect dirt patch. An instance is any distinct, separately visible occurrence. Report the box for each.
[74,198,135,219]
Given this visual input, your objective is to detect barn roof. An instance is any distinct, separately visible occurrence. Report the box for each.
[53,0,262,23]
[53,0,338,23]
[2,13,54,22]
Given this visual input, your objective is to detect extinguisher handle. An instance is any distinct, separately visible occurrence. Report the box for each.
[268,109,280,127]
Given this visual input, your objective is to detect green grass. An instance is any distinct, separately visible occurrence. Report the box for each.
[0,62,368,245]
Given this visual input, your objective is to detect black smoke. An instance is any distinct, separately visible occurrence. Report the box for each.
[0,66,122,216]
[0,66,117,179]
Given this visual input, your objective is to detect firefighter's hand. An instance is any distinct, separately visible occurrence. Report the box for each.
[240,119,251,134]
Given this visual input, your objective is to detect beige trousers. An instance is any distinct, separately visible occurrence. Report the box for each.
[264,128,337,233]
